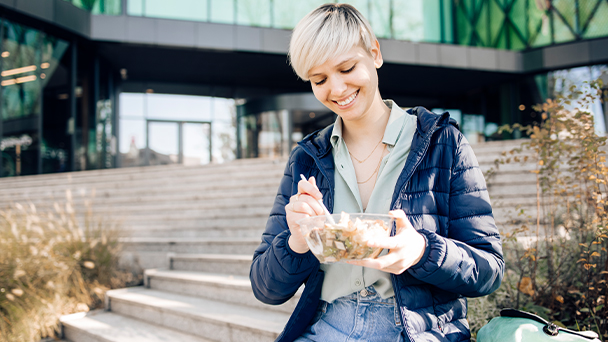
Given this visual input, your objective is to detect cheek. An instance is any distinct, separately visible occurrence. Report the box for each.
[311,86,328,104]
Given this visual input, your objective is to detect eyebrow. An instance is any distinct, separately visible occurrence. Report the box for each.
[309,57,355,78]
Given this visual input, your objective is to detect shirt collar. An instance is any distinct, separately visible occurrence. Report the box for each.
[330,99,406,149]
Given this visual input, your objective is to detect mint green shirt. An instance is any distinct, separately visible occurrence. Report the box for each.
[320,100,417,303]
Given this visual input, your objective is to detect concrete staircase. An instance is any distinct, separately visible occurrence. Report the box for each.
[0,140,533,342]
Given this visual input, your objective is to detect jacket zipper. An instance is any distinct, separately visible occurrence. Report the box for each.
[390,118,442,342]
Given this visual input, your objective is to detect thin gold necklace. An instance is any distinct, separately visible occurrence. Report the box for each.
[356,145,385,184]
[348,137,383,163]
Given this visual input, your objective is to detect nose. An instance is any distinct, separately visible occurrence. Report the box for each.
[328,75,347,98]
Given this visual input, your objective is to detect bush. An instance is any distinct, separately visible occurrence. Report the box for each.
[0,190,140,342]
[485,80,608,340]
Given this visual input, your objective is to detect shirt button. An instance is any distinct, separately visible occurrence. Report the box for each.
[354,279,361,286]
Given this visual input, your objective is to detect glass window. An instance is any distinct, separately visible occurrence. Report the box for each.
[369,0,391,38]
[143,0,208,21]
[552,11,576,44]
[127,0,144,16]
[337,0,369,18]
[93,0,123,15]
[210,0,235,24]
[527,0,550,47]
[583,1,608,39]
[237,0,271,27]
[392,0,425,42]
[119,118,145,167]
[1,21,43,121]
[145,93,211,121]
[120,93,145,119]
[273,0,327,29]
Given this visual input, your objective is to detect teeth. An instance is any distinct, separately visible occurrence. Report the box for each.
[337,91,358,106]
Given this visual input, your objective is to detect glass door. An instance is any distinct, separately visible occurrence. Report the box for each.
[147,121,179,165]
[145,120,211,166]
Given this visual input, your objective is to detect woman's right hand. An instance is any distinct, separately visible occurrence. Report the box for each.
[285,176,326,254]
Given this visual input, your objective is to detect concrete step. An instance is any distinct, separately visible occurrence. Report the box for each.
[0,158,287,189]
[60,310,213,342]
[121,237,261,254]
[0,175,284,200]
[0,186,279,210]
[168,253,252,276]
[106,287,288,342]
[12,196,276,215]
[123,225,266,239]
[144,269,299,315]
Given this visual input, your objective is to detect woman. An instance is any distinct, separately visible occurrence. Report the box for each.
[250,3,504,342]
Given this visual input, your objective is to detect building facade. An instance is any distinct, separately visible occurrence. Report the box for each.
[0,0,607,177]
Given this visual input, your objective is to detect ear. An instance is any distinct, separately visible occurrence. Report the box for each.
[371,39,383,69]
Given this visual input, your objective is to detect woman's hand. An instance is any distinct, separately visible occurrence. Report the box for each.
[346,210,426,274]
[285,176,326,254]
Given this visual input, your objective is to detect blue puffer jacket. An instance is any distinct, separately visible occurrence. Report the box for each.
[250,107,504,342]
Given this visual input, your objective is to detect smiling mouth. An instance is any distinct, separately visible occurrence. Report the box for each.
[335,90,359,106]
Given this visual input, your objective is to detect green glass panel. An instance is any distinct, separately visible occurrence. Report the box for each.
[508,24,525,50]
[528,0,551,47]
[273,0,327,29]
[495,26,507,49]
[337,0,370,18]
[1,21,43,121]
[578,0,598,29]
[442,0,454,43]
[489,0,505,47]
[474,0,489,46]
[127,0,143,16]
[369,0,391,38]
[210,0,234,24]
[91,0,122,15]
[552,10,576,43]
[456,3,472,45]
[552,0,576,33]
[582,0,608,39]
[237,0,271,27]
[508,0,526,43]
[392,0,425,41]
[143,0,208,21]
[422,0,442,42]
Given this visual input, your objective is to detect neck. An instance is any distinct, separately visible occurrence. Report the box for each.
[342,92,390,145]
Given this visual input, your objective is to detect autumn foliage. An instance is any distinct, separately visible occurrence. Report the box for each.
[490,80,608,339]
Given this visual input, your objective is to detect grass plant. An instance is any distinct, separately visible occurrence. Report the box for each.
[478,79,608,340]
[0,190,139,342]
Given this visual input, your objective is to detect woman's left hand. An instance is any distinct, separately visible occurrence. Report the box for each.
[345,210,426,275]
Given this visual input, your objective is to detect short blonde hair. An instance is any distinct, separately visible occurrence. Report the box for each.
[288,3,377,81]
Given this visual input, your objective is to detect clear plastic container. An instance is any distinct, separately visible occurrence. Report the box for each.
[297,212,393,264]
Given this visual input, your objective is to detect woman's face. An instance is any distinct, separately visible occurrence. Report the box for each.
[307,42,383,123]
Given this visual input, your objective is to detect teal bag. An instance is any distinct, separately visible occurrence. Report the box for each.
[477,309,601,342]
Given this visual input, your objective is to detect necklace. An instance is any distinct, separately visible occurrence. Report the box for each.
[356,145,385,184]
[348,137,383,163]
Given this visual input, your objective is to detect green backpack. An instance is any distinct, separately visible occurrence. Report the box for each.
[477,309,601,342]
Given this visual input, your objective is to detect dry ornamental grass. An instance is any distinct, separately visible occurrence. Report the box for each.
[0,190,140,342]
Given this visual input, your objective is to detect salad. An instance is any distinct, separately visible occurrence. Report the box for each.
[303,212,391,263]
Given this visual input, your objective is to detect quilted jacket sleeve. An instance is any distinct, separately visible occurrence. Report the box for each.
[250,149,320,305]
[407,127,504,297]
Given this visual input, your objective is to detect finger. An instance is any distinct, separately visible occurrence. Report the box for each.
[366,235,403,249]
[298,178,322,200]
[297,194,325,216]
[290,201,318,217]
[389,210,414,231]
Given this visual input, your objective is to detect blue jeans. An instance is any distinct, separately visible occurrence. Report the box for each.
[294,286,405,342]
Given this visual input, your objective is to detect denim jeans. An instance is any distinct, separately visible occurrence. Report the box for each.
[294,286,405,342]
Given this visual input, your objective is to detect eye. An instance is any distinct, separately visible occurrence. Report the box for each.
[314,78,326,86]
[341,64,356,74]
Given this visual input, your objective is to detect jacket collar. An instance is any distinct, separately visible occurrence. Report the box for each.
[299,106,453,157]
